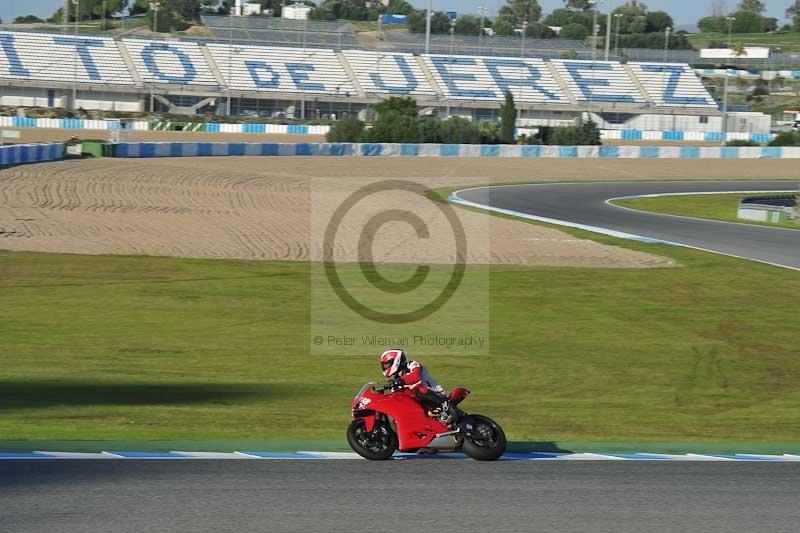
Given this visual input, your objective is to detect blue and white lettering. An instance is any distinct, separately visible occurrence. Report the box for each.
[246,61,280,89]
[370,56,418,95]
[641,65,712,106]
[54,37,105,81]
[483,59,560,101]
[0,34,30,76]
[563,62,635,103]
[141,43,197,84]
[430,57,496,99]
[285,63,325,91]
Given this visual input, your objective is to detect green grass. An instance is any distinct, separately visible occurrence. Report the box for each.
[613,194,800,230]
[1,235,799,445]
[688,31,800,52]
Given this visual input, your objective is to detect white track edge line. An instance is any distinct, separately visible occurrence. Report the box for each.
[449,188,800,272]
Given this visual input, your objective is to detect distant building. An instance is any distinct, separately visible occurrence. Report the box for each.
[282,2,313,20]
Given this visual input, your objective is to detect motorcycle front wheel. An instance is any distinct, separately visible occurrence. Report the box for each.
[461,415,507,461]
[347,419,398,460]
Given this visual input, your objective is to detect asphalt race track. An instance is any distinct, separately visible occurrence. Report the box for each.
[2,460,800,532]
[453,181,800,270]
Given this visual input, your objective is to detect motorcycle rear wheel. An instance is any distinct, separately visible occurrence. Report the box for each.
[347,419,398,460]
[461,415,506,461]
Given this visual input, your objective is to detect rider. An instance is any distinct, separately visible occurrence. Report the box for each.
[379,348,460,427]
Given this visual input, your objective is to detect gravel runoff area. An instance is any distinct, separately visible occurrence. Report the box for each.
[0,158,797,268]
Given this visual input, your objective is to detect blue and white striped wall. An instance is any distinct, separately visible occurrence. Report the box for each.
[517,128,775,144]
[601,130,774,144]
[2,117,774,144]
[111,142,800,159]
[0,117,328,135]
[0,143,65,166]
[205,123,329,135]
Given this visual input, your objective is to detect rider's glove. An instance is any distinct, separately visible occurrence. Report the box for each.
[390,378,405,391]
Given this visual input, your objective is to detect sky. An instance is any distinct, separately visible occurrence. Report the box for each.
[0,0,794,26]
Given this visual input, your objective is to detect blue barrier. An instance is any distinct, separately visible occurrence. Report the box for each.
[0,143,64,166]
[108,142,800,159]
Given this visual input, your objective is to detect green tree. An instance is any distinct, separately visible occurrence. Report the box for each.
[326,117,365,143]
[738,0,765,14]
[560,22,589,40]
[578,119,601,145]
[408,10,451,33]
[769,131,800,147]
[645,11,673,33]
[498,0,543,25]
[492,17,515,36]
[611,1,648,34]
[499,91,517,145]
[698,16,725,33]
[373,96,417,118]
[454,15,482,36]
[14,15,45,24]
[387,0,415,16]
[526,22,557,38]
[564,0,593,11]
[544,8,579,27]
[787,2,800,32]
[731,11,764,33]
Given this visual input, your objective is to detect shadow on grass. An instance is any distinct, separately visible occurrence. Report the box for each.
[0,380,290,409]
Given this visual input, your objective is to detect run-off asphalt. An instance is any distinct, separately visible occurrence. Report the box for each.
[1,461,799,532]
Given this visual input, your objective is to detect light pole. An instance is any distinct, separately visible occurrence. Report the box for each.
[663,26,671,64]
[726,16,735,47]
[449,18,456,61]
[604,3,612,61]
[478,6,487,55]
[590,0,601,62]
[72,0,79,111]
[425,0,432,55]
[520,20,528,58]
[614,13,622,58]
[150,2,161,33]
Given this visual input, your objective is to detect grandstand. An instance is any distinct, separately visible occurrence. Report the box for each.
[0,28,766,132]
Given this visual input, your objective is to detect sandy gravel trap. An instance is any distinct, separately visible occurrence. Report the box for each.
[1,157,795,268]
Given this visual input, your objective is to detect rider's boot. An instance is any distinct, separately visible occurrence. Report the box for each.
[439,401,462,428]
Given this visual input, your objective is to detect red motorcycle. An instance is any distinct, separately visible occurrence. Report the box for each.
[347,382,507,461]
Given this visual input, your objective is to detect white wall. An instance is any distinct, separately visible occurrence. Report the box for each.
[75,91,144,112]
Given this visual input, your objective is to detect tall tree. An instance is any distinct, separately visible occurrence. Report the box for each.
[737,0,765,13]
[789,2,800,32]
[499,91,517,145]
[499,0,543,24]
[564,0,593,10]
